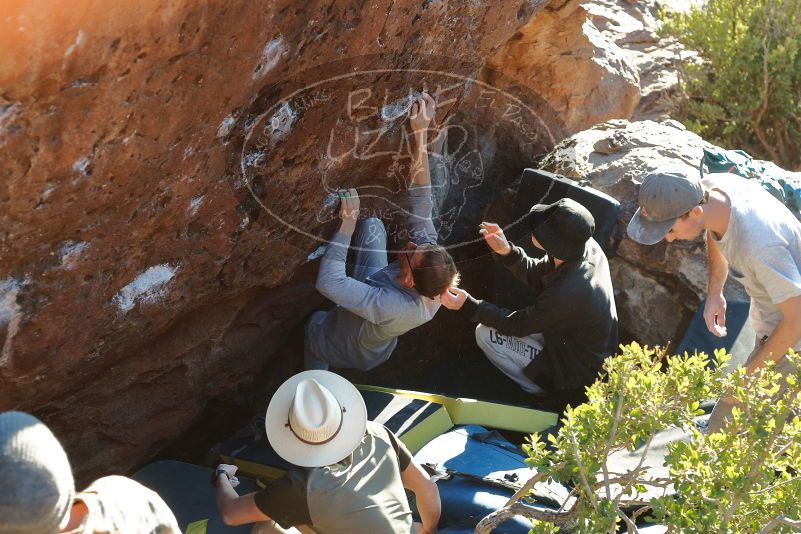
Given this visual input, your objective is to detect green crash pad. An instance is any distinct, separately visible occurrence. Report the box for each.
[216,386,556,482]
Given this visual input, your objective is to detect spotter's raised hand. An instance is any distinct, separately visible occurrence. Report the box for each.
[479,222,512,256]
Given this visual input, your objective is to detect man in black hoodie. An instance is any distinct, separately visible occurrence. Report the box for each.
[441,198,618,402]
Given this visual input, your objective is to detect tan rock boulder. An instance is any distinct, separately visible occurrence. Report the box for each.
[487,0,641,134]
[487,0,700,136]
[541,119,749,346]
[583,0,696,121]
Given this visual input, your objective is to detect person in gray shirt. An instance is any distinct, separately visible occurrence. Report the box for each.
[213,371,441,534]
[628,170,801,432]
[305,93,458,371]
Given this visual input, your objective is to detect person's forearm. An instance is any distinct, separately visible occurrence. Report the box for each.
[215,475,240,522]
[416,480,441,534]
[746,317,801,374]
[410,130,430,187]
[706,233,729,296]
[339,218,356,236]
[316,231,353,301]
[473,300,548,338]
[500,245,548,294]
[315,230,390,322]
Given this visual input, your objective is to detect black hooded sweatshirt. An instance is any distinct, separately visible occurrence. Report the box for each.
[459,238,618,391]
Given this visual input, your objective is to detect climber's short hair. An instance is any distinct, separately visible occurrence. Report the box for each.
[411,244,459,299]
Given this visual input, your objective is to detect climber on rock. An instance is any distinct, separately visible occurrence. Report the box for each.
[440,198,619,406]
[627,169,801,432]
[304,92,459,371]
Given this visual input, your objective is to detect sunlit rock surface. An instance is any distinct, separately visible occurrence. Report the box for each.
[584,0,695,121]
[488,0,641,134]
[0,0,715,481]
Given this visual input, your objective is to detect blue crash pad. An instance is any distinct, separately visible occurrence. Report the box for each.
[133,460,258,533]
[414,425,572,533]
[675,299,755,371]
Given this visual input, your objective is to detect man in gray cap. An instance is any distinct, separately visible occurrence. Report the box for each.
[0,411,180,534]
[627,169,801,431]
[441,198,618,404]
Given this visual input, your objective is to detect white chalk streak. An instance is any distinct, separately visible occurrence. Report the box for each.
[252,37,285,80]
[73,157,90,176]
[0,103,20,147]
[188,195,204,215]
[112,264,177,314]
[267,102,296,142]
[0,278,22,365]
[381,95,415,122]
[64,30,85,57]
[217,115,237,140]
[59,241,88,269]
[242,150,266,169]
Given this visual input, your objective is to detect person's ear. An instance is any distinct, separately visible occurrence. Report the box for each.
[402,270,415,288]
[690,205,704,218]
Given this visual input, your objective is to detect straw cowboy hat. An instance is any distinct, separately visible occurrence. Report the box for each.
[265,371,368,468]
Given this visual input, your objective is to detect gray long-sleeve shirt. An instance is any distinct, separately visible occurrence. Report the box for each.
[307,187,440,370]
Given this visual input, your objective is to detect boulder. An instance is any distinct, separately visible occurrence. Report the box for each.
[485,0,700,133]
[0,0,554,480]
[582,0,697,121]
[0,0,711,483]
[487,0,641,134]
[540,119,751,345]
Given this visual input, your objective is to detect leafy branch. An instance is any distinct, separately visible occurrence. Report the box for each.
[661,0,801,170]
[475,345,801,533]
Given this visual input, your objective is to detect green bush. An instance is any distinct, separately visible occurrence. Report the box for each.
[475,343,801,533]
[661,0,801,171]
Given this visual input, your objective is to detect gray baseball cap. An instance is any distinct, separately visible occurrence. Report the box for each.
[627,170,704,245]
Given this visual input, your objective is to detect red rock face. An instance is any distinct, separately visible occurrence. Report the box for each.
[0,0,553,479]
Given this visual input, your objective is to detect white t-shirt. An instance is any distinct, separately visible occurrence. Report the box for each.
[706,173,801,349]
[68,476,180,534]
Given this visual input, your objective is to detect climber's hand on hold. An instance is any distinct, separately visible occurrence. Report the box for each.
[338,188,360,235]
